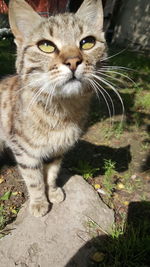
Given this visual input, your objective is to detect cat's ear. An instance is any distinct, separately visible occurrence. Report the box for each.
[76,0,103,30]
[9,0,42,44]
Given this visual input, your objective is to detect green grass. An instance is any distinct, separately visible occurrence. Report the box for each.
[89,202,150,267]
[71,160,99,180]
[109,49,150,75]
[102,159,116,196]
[122,172,142,194]
[104,48,150,131]
[0,190,19,238]
[103,121,125,140]
[135,91,150,111]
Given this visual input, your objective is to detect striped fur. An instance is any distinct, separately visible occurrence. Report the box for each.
[0,0,106,217]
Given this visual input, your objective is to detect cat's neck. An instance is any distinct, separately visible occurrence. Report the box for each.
[17,77,92,119]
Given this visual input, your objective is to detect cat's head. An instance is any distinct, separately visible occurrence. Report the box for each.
[9,0,106,97]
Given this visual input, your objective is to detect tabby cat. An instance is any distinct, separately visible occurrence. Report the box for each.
[0,0,106,217]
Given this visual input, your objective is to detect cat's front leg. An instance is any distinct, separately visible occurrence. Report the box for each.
[44,157,65,204]
[15,154,49,217]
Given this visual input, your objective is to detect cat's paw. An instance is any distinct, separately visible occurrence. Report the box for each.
[29,200,49,217]
[48,187,65,204]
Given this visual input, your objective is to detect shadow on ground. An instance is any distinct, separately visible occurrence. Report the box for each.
[0,139,131,180]
[65,201,150,267]
[90,91,150,128]
[64,140,131,177]
[141,124,150,172]
[0,148,16,171]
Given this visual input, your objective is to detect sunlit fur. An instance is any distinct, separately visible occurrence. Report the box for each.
[0,0,126,217]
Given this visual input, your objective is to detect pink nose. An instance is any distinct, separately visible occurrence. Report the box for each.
[64,57,82,72]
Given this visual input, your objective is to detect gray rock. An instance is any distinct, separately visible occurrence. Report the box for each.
[0,175,114,267]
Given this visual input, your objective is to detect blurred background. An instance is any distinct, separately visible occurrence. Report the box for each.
[0,0,150,51]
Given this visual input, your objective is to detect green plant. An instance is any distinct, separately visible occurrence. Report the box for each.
[91,209,150,266]
[102,160,116,195]
[103,122,125,140]
[141,142,149,151]
[135,91,150,111]
[0,205,5,233]
[114,122,125,138]
[122,172,143,193]
[72,160,99,180]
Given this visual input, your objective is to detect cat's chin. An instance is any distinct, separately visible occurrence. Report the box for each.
[61,80,83,97]
[54,79,83,97]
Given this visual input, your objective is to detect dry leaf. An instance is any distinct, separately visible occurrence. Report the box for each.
[92,252,105,263]
[0,178,4,184]
[123,201,129,206]
[94,184,101,190]
[116,183,125,190]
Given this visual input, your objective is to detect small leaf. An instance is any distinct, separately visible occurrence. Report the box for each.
[0,191,11,201]
[97,188,107,195]
[92,252,105,263]
[0,215,4,224]
[12,192,19,196]
[0,205,4,212]
[116,183,125,190]
[123,201,129,206]
[0,177,4,184]
[10,209,18,214]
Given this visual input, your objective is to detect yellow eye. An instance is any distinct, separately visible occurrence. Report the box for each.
[80,36,96,50]
[37,40,56,53]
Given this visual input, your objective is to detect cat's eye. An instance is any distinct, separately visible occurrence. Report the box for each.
[80,36,96,50]
[37,40,56,53]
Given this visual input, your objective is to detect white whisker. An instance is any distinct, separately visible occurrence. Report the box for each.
[97,70,136,85]
[96,70,129,86]
[45,85,56,111]
[101,65,136,72]
[91,73,125,122]
[15,75,45,94]
[87,78,113,125]
[15,80,38,94]
[26,87,45,112]
[92,78,115,118]
[101,48,128,62]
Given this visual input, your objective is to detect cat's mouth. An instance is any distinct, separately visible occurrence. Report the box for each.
[59,74,83,97]
[67,75,81,84]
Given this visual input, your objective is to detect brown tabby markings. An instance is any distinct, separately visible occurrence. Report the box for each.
[0,0,106,217]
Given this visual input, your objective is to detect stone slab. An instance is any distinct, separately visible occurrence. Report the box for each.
[0,175,114,267]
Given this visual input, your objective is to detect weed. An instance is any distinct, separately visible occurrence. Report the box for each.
[141,142,149,151]
[110,222,125,239]
[113,122,125,138]
[0,205,5,231]
[140,193,149,202]
[135,91,150,111]
[71,160,99,180]
[102,159,116,195]
[0,190,19,234]
[102,224,150,266]
[90,212,150,266]
[103,159,116,177]
[103,121,125,140]
[0,191,12,201]
[121,172,143,193]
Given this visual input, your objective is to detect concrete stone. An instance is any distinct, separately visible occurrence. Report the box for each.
[0,175,114,267]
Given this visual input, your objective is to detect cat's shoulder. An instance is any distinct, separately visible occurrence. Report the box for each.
[0,75,19,92]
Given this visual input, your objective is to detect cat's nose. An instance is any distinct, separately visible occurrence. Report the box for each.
[64,57,82,72]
